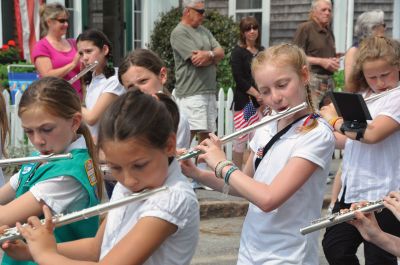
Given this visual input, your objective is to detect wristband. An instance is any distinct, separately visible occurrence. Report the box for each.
[339,123,346,134]
[355,128,365,141]
[224,165,238,184]
[214,160,234,179]
[328,117,341,129]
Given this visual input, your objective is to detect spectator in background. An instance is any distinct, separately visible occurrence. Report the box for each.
[170,0,224,145]
[32,2,82,99]
[344,9,386,92]
[230,16,264,169]
[293,0,339,108]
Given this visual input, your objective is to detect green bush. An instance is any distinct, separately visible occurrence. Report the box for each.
[333,69,344,92]
[149,7,239,93]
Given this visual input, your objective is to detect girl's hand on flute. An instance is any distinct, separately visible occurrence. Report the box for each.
[384,191,400,221]
[196,133,226,170]
[1,224,32,261]
[348,202,382,242]
[180,157,201,180]
[17,205,57,263]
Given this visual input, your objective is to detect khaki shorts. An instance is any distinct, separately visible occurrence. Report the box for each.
[175,94,217,132]
[309,74,335,109]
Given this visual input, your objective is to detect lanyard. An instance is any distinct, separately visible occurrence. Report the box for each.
[254,114,309,171]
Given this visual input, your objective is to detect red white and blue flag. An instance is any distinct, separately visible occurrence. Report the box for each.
[234,100,260,142]
[14,0,43,62]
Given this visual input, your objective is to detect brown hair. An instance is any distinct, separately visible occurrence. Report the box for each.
[238,16,261,49]
[251,43,317,131]
[77,29,115,84]
[0,93,9,157]
[98,89,176,150]
[39,2,69,37]
[118,49,170,95]
[348,36,400,93]
[18,77,103,198]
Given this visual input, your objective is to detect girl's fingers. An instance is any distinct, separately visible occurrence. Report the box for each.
[27,215,42,229]
[388,191,400,201]
[16,222,30,238]
[43,205,55,231]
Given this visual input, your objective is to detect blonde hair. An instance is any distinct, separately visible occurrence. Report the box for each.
[251,43,318,131]
[39,2,69,37]
[349,36,400,93]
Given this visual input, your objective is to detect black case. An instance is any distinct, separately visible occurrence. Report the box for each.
[329,91,372,130]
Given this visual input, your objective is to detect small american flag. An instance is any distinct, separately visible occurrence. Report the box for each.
[234,101,260,142]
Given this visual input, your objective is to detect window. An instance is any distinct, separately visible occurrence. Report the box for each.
[230,0,265,45]
[133,0,142,49]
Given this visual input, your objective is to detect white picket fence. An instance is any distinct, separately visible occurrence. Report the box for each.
[3,89,25,151]
[3,88,236,158]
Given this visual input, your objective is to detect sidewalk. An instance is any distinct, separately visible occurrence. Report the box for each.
[197,157,341,219]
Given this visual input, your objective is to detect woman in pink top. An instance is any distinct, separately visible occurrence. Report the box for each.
[32,3,82,98]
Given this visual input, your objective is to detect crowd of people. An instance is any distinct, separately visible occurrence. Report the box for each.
[0,0,399,264]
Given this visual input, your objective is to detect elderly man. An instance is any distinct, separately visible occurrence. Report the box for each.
[293,0,339,108]
[170,0,224,144]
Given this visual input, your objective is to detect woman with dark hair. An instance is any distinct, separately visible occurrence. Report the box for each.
[230,16,264,168]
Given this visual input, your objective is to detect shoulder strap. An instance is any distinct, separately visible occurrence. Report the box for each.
[254,114,308,170]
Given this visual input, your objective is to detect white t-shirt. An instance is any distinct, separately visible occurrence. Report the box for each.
[9,136,89,214]
[85,71,126,138]
[238,117,334,265]
[340,88,400,203]
[100,159,199,264]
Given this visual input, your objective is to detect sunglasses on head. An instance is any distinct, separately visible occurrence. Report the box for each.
[53,18,69,24]
[189,7,205,15]
[245,25,259,32]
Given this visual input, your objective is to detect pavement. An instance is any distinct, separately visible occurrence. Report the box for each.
[196,154,341,219]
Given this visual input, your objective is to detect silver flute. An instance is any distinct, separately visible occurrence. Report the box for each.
[0,153,72,167]
[68,61,98,84]
[300,200,385,235]
[0,186,168,244]
[364,85,400,102]
[177,102,308,161]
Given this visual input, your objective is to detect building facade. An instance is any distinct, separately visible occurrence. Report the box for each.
[1,0,399,64]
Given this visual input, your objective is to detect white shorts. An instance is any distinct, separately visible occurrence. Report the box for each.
[175,94,217,132]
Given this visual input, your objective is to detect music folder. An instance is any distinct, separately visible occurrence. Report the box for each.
[329,91,372,130]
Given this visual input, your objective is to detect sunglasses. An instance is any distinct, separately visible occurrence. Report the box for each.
[245,25,259,32]
[189,7,205,15]
[53,18,69,24]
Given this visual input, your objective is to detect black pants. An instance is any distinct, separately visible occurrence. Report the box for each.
[322,199,400,265]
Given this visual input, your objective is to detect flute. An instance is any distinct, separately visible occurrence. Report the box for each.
[177,102,308,161]
[68,61,98,84]
[0,153,72,167]
[364,85,400,102]
[300,200,385,235]
[0,186,168,244]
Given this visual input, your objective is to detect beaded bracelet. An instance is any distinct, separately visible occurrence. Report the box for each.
[214,160,234,179]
